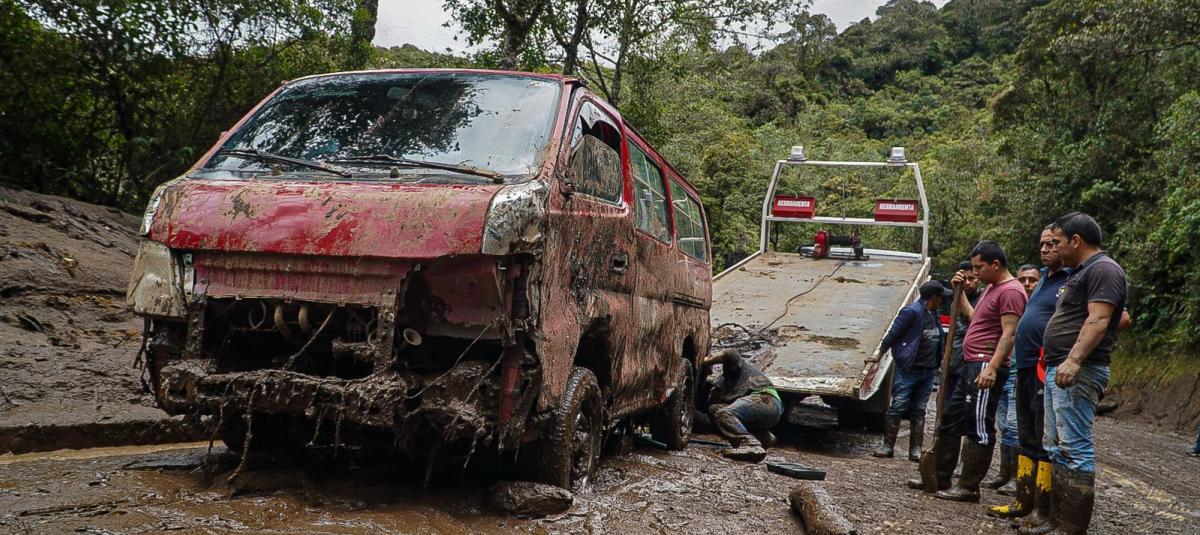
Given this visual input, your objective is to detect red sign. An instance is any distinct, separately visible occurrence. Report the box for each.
[772,195,815,219]
[874,199,919,223]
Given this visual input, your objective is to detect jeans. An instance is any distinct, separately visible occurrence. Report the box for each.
[886,367,936,420]
[1193,423,1200,454]
[995,370,1019,448]
[1044,363,1110,473]
[711,392,784,447]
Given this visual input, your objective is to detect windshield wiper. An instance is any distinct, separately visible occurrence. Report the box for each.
[218,149,353,178]
[328,154,504,183]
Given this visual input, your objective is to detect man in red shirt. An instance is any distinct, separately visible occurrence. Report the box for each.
[932,240,1028,502]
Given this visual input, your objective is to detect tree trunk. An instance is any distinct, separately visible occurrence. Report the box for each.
[561,0,589,75]
[495,0,549,70]
[350,0,379,69]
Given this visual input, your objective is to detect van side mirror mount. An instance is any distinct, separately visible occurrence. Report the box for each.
[561,175,575,199]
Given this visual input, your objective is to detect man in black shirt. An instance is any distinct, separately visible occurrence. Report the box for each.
[945,262,981,407]
[908,262,980,492]
[702,350,784,463]
[1023,212,1127,535]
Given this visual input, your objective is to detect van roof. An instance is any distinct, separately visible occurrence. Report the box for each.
[287,68,582,85]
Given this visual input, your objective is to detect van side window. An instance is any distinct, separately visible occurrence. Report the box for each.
[669,179,708,262]
[567,101,622,202]
[629,143,672,242]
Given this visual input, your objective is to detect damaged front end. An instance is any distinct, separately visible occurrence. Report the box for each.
[128,181,549,457]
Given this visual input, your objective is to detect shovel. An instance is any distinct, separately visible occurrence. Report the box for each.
[917,283,963,491]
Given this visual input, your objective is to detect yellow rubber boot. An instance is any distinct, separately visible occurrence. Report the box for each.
[1017,460,1055,534]
[988,454,1035,518]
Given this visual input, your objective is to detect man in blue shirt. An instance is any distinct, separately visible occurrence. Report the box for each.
[873,281,951,461]
[990,226,1069,524]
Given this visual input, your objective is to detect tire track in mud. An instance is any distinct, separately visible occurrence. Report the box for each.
[1092,418,1200,534]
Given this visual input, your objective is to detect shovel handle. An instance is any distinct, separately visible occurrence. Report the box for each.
[927,283,964,452]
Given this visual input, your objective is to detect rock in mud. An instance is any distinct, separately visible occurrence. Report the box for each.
[487,481,573,518]
[789,482,857,535]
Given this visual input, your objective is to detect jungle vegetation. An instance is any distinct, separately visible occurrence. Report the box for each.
[2,0,1198,351]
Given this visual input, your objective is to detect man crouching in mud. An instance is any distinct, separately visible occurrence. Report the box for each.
[702,349,784,462]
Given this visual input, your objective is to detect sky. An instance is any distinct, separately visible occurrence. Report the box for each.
[374,0,951,53]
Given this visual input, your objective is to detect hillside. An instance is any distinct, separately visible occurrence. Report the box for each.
[0,187,201,453]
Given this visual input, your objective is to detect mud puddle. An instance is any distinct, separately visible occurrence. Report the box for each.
[1,403,1197,534]
[0,441,212,466]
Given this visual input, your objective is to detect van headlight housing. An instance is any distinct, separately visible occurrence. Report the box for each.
[126,241,187,318]
[139,179,178,237]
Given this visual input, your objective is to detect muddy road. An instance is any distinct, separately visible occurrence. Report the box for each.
[2,401,1196,534]
[2,188,1197,533]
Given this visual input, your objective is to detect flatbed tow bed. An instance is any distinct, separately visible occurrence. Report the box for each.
[710,148,932,426]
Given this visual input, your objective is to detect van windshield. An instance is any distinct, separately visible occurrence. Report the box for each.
[199,72,562,180]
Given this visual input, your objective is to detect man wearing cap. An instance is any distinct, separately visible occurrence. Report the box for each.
[873,280,951,461]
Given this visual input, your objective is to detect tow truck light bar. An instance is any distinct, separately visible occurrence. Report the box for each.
[751,144,930,262]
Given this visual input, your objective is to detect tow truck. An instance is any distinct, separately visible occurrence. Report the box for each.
[710,146,932,429]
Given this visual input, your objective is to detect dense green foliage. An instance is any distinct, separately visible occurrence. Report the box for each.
[2,0,1198,348]
[0,0,366,209]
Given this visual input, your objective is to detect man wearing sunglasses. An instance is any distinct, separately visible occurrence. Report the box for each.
[991,227,1064,525]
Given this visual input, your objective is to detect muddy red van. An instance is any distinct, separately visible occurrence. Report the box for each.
[126,69,712,489]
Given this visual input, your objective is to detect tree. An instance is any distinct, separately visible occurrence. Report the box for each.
[0,0,358,209]
[350,0,380,68]
[444,0,551,69]
[579,0,797,105]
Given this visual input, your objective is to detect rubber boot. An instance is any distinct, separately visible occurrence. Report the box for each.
[1048,464,1095,535]
[872,416,901,458]
[935,441,992,502]
[1017,461,1056,534]
[907,416,925,462]
[721,434,766,462]
[721,443,766,462]
[983,444,1015,489]
[907,434,960,491]
[988,454,1036,518]
[998,477,1018,496]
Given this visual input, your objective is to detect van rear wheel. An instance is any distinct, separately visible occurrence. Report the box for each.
[650,358,694,450]
[531,366,604,490]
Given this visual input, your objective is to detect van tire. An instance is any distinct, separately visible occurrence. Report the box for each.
[650,358,694,450]
[531,366,604,490]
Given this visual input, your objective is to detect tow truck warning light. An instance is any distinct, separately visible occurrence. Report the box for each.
[772,195,816,219]
[874,199,919,223]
